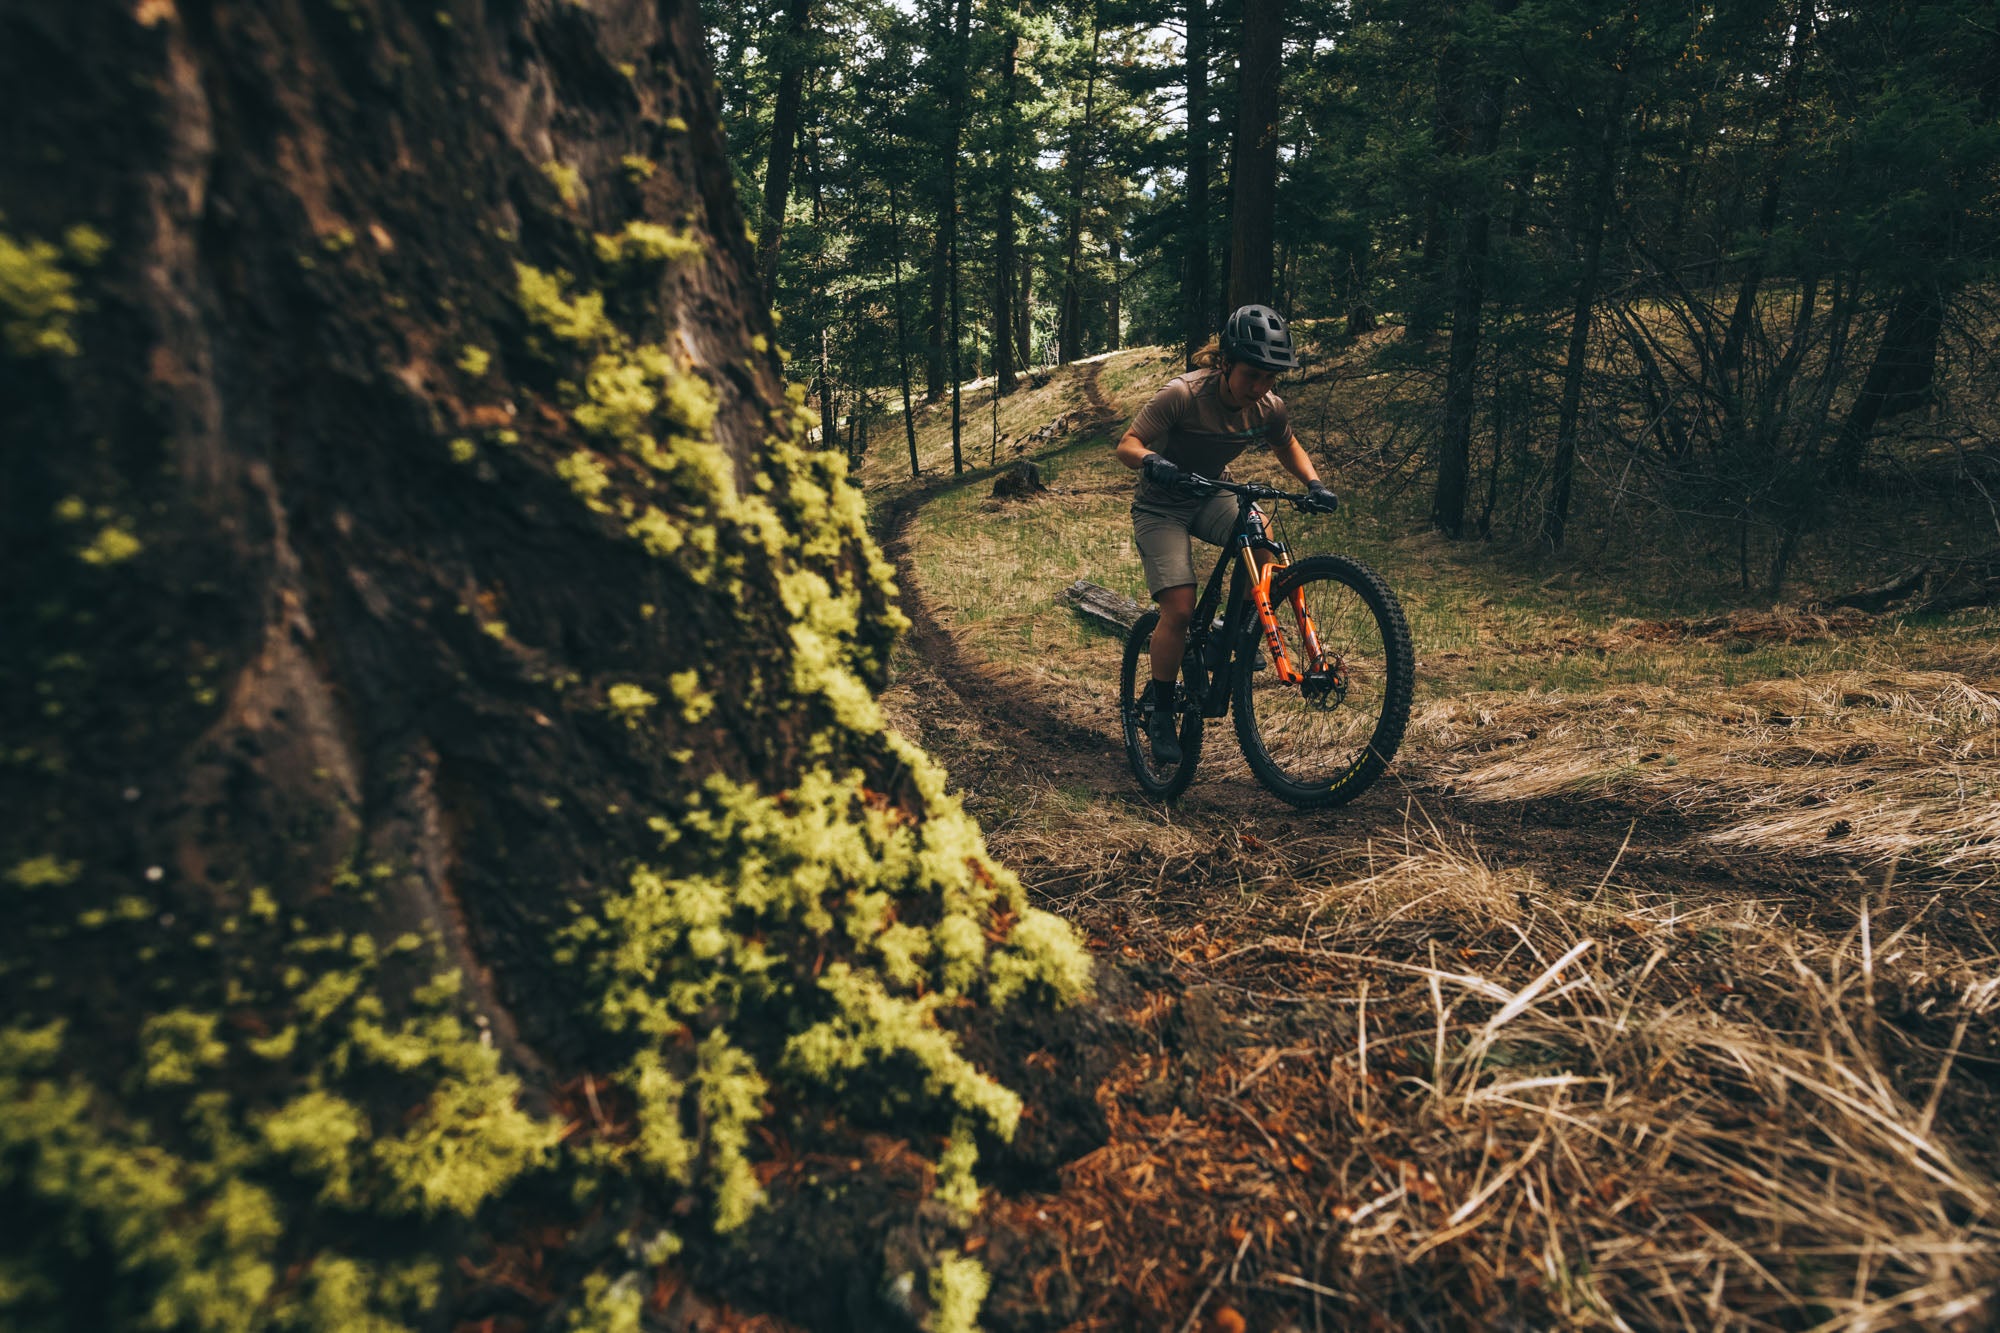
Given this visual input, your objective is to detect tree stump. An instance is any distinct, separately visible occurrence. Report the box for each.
[991,459,1048,498]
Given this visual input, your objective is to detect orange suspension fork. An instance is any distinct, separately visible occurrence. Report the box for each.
[1242,548,1304,684]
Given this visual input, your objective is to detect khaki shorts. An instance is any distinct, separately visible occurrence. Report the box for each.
[1132,491,1243,596]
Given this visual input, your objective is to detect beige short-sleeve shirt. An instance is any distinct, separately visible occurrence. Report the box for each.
[1127,369,1293,506]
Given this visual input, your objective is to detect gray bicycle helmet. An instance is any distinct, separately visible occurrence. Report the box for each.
[1221,303,1299,371]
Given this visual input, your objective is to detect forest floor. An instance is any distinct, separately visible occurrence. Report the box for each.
[857,343,2000,1329]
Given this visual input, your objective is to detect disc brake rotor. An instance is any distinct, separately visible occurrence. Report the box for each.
[1299,658,1349,710]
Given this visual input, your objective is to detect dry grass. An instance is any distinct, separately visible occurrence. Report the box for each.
[983,813,2000,1330]
[1420,667,2000,872]
[1290,836,2000,1329]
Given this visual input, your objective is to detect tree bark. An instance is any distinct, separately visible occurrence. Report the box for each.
[1831,282,1945,484]
[1406,16,1466,345]
[1226,0,1286,309]
[889,178,923,477]
[945,0,972,471]
[1541,40,1632,551]
[1020,262,1035,369]
[0,0,1088,1325]
[1059,6,1102,365]
[1431,48,1508,538]
[754,0,813,304]
[818,323,837,449]
[1108,226,1123,350]
[994,24,1022,396]
[1183,0,1211,362]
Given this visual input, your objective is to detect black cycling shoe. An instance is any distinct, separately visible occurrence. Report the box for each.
[1143,681,1183,767]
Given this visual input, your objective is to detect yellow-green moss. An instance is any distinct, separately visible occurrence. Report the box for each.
[259,1091,368,1204]
[142,1010,229,1086]
[6,856,79,889]
[566,1272,643,1333]
[620,155,656,181]
[540,160,585,208]
[0,229,82,357]
[928,1255,990,1333]
[667,670,713,722]
[456,344,491,377]
[372,1062,561,1217]
[281,1255,440,1333]
[516,263,616,347]
[628,1048,695,1183]
[78,521,142,566]
[448,437,477,464]
[606,682,657,726]
[593,221,702,268]
[934,1120,980,1217]
[556,449,613,509]
[62,224,109,266]
[695,1030,767,1232]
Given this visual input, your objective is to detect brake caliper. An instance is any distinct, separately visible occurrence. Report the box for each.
[1300,657,1349,708]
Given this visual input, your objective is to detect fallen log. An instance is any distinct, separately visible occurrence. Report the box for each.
[1829,552,2000,615]
[1829,561,1935,613]
[1064,579,1147,633]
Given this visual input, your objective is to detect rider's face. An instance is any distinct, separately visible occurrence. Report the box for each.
[1222,362,1280,406]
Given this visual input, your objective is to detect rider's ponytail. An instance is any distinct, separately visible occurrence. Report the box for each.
[1191,336,1231,370]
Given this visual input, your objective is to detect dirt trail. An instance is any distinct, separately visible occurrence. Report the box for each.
[1078,357,1119,426]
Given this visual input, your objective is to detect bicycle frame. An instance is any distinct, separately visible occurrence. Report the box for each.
[1180,485,1330,719]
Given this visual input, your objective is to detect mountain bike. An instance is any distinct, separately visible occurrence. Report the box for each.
[1119,475,1414,808]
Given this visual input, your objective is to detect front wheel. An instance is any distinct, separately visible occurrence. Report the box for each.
[1233,555,1414,808]
[1121,610,1203,799]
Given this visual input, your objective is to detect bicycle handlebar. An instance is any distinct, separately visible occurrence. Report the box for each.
[1177,472,1338,513]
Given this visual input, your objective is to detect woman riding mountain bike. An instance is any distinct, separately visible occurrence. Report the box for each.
[1115,304,1413,808]
[1115,304,1338,766]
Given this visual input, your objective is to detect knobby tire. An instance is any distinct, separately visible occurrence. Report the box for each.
[1232,554,1414,808]
[1121,609,1203,800]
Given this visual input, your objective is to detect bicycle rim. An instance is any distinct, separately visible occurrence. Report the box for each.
[1233,555,1413,807]
[1121,610,1203,799]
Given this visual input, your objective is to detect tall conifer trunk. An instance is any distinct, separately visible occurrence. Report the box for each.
[945,0,972,471]
[994,23,1022,396]
[1183,0,1211,361]
[889,179,923,477]
[754,0,813,303]
[1059,7,1102,365]
[1431,28,1510,538]
[1225,0,1285,308]
[1542,38,1633,551]
[1831,283,1945,483]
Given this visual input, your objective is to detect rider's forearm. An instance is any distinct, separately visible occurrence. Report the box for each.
[1115,432,1154,469]
[1273,435,1321,486]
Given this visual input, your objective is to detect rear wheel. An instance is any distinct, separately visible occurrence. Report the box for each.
[1121,610,1202,799]
[1233,555,1413,808]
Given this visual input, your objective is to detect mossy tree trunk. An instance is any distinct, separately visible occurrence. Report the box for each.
[0,1,1089,1329]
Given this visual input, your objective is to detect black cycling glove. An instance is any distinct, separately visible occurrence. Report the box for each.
[1304,479,1340,514]
[1142,453,1186,489]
